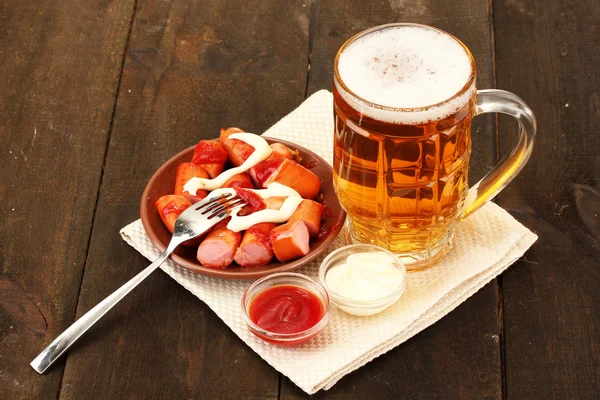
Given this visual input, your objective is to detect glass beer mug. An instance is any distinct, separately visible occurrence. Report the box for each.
[333,23,536,271]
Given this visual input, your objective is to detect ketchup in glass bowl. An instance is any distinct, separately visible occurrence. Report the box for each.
[242,273,330,346]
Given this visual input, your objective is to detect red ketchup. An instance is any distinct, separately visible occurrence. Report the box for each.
[161,200,190,219]
[191,140,228,165]
[234,188,266,215]
[248,285,325,346]
[251,155,285,187]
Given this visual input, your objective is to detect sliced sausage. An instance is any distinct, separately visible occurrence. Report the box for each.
[234,188,265,214]
[288,200,324,236]
[155,195,201,247]
[263,196,286,210]
[248,153,285,187]
[230,187,266,216]
[197,219,242,268]
[265,159,321,199]
[222,172,254,189]
[174,162,209,197]
[233,223,277,267]
[219,127,254,167]
[269,143,293,160]
[155,195,192,233]
[191,140,228,178]
[270,220,310,262]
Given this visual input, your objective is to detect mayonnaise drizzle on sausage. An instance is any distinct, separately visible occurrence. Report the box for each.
[183,133,272,194]
[208,182,303,232]
[183,133,306,231]
[250,182,301,199]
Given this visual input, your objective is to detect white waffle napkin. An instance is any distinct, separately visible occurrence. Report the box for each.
[120,90,537,394]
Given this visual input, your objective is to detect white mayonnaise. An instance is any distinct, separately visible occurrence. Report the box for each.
[227,196,303,232]
[183,133,305,231]
[249,182,301,199]
[183,133,272,194]
[204,183,303,232]
[325,251,405,316]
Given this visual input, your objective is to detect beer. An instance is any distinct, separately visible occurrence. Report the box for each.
[333,24,477,269]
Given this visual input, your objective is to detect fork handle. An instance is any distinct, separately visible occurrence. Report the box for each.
[30,245,176,374]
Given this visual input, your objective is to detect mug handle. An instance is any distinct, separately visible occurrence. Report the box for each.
[461,89,537,219]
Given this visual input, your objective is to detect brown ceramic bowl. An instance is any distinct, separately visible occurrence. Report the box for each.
[140,137,346,279]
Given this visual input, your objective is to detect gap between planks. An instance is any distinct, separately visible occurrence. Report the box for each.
[280,0,318,397]
[487,1,508,399]
[55,1,139,399]
[303,0,318,99]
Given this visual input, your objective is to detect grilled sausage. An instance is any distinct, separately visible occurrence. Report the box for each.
[174,162,209,197]
[155,195,192,233]
[263,196,286,210]
[269,142,293,160]
[233,187,266,216]
[248,153,285,188]
[191,140,228,178]
[196,219,242,268]
[219,127,254,167]
[233,223,277,267]
[154,195,202,247]
[288,200,324,236]
[264,159,321,199]
[270,220,310,262]
[222,172,254,189]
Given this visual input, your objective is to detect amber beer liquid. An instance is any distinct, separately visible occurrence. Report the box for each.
[333,90,475,266]
[333,24,479,270]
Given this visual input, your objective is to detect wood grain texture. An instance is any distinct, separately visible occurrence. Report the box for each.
[4,0,595,398]
[494,0,600,398]
[282,0,502,398]
[58,0,311,398]
[0,1,135,399]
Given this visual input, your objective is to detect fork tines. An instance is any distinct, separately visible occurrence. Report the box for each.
[193,192,245,218]
[198,193,233,213]
[208,197,245,218]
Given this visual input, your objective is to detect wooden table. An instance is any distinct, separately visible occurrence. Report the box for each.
[1,1,598,398]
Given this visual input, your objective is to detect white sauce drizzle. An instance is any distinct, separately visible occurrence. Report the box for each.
[203,183,303,232]
[227,183,302,232]
[249,182,301,199]
[228,197,303,232]
[183,133,306,232]
[183,133,272,194]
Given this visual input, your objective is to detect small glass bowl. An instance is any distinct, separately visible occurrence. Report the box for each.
[319,244,407,317]
[241,272,330,347]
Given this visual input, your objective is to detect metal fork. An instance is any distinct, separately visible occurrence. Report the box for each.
[30,193,245,374]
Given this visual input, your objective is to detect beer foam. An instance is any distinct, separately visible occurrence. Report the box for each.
[337,25,474,125]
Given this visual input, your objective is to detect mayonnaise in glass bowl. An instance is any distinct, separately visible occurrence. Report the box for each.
[319,244,407,316]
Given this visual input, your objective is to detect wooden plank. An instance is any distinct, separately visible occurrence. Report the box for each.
[282,0,501,398]
[58,0,311,398]
[0,1,135,399]
[494,1,600,398]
